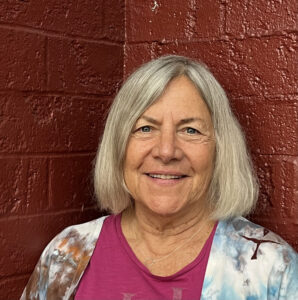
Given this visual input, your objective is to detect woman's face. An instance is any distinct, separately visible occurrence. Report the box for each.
[124,76,216,217]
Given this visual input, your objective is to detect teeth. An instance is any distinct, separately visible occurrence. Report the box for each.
[149,174,183,179]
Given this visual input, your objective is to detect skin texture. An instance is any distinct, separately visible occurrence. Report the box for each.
[122,76,216,276]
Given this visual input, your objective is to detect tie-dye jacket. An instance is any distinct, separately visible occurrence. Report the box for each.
[21,216,298,300]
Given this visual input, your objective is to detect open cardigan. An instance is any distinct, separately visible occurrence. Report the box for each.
[21,216,298,300]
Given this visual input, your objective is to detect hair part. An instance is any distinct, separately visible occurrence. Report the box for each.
[94,55,258,220]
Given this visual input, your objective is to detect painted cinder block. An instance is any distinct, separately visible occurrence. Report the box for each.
[124,43,158,78]
[47,37,123,95]
[0,93,110,153]
[193,0,223,38]
[226,0,297,37]
[125,36,297,99]
[227,36,297,97]
[230,97,298,156]
[0,28,46,91]
[0,0,105,40]
[126,0,222,42]
[0,275,30,300]
[126,0,190,42]
[102,0,125,41]
[252,155,298,220]
[49,155,97,210]
[158,36,298,97]
[0,158,48,216]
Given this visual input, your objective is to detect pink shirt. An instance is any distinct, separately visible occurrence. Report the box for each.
[75,214,217,300]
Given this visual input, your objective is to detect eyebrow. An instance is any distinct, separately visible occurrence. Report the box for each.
[140,115,207,126]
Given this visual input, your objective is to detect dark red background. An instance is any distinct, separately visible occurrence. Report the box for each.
[0,1,297,298]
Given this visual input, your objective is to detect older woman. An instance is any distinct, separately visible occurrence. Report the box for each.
[22,55,297,299]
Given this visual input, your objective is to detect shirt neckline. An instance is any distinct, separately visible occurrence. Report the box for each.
[115,213,218,281]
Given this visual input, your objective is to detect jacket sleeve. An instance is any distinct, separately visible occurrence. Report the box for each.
[20,228,79,300]
[20,237,55,300]
[20,217,105,299]
[279,250,298,300]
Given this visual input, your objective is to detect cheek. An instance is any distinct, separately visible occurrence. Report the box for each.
[125,138,153,168]
[123,143,144,188]
[190,146,215,175]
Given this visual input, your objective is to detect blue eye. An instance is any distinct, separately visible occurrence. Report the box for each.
[186,127,199,134]
[140,126,151,132]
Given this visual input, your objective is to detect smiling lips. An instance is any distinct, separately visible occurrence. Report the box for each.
[146,173,187,180]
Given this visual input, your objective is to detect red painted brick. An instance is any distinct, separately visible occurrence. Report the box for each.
[126,0,189,42]
[126,0,185,42]
[0,0,105,40]
[226,0,297,37]
[159,40,227,62]
[0,28,46,91]
[126,0,222,42]
[229,36,297,96]
[193,0,222,38]
[0,93,110,153]
[0,158,48,216]
[251,155,298,222]
[0,210,101,278]
[230,98,298,156]
[47,38,123,95]
[159,36,297,96]
[103,0,125,41]
[49,155,96,210]
[124,43,158,78]
[0,275,30,300]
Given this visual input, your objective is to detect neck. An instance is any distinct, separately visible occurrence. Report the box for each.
[121,202,216,276]
[122,201,214,241]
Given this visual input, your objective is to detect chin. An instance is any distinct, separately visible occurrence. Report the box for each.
[144,197,187,217]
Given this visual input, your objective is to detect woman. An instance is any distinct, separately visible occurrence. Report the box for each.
[22,55,297,299]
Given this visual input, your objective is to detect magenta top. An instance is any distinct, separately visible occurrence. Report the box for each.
[75,214,217,300]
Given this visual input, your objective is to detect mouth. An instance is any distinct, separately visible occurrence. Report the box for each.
[145,173,187,180]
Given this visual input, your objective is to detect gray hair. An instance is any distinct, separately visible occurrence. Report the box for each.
[94,55,258,220]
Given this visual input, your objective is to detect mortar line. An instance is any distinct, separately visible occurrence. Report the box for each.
[0,206,100,222]
[46,158,51,211]
[123,0,128,78]
[45,36,49,90]
[0,89,115,99]
[0,22,123,46]
[125,31,297,45]
[0,152,97,158]
[0,89,297,99]
[221,0,227,37]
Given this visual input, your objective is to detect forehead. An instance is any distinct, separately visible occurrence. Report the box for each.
[140,76,212,123]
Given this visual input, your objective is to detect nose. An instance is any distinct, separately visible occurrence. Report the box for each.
[152,128,183,163]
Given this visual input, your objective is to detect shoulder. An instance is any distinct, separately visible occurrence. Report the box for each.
[45,215,109,257]
[202,217,298,299]
[216,216,297,262]
[21,215,109,299]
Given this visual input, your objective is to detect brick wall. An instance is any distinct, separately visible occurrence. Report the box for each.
[0,0,297,298]
[124,0,297,250]
[0,1,124,299]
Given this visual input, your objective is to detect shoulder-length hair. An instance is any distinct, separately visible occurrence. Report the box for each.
[94,55,258,220]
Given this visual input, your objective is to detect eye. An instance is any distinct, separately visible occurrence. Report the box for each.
[185,127,200,135]
[135,125,152,133]
[140,126,151,132]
